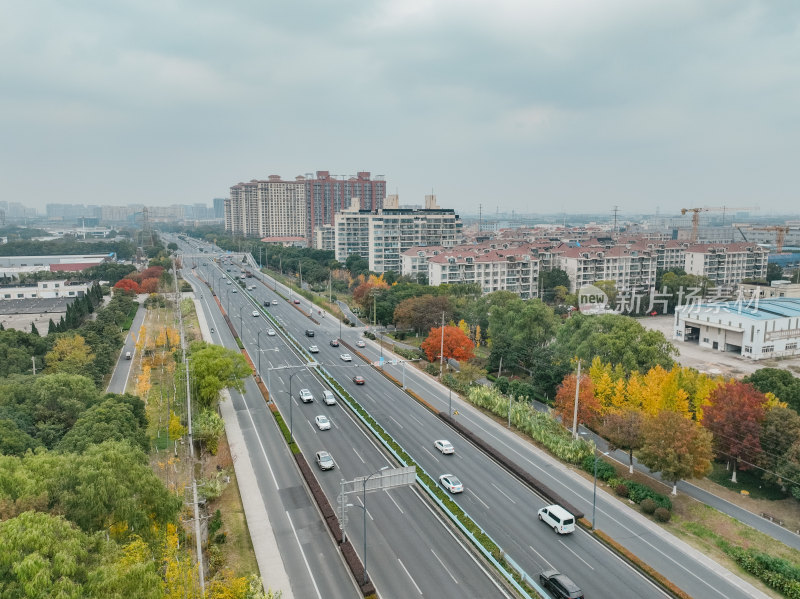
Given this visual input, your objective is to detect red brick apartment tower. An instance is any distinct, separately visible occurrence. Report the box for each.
[305,171,386,240]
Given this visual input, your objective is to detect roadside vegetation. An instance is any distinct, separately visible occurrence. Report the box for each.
[0,236,276,598]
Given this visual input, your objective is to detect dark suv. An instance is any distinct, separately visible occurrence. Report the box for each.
[305,330,315,337]
[539,570,583,599]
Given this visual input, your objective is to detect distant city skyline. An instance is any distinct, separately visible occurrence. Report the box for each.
[2,2,799,214]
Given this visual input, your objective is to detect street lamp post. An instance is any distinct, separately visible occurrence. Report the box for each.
[363,466,388,585]
[288,370,303,439]
[257,329,268,375]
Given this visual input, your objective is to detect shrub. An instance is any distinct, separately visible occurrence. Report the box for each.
[640,498,657,514]
[654,507,672,522]
[615,484,629,498]
[582,455,617,482]
[509,379,536,401]
[425,363,441,376]
[494,376,510,394]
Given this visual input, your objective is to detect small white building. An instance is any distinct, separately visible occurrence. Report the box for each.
[0,280,91,300]
[674,298,800,360]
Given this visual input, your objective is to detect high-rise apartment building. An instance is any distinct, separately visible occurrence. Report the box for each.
[213,198,226,219]
[305,171,386,240]
[334,194,462,273]
[226,176,307,239]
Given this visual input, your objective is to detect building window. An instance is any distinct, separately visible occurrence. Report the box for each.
[744,346,752,353]
[763,346,774,353]
[702,337,709,343]
[786,343,798,351]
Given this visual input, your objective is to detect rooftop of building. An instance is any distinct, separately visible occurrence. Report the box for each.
[679,297,800,320]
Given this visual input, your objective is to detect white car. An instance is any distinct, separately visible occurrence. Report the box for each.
[252,310,259,317]
[299,389,314,403]
[267,329,276,336]
[439,474,463,494]
[322,390,337,405]
[356,340,366,348]
[340,353,352,362]
[272,299,278,305]
[315,415,331,430]
[434,440,454,455]
[308,345,319,353]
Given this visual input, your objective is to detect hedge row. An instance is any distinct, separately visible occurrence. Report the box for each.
[580,454,672,511]
[718,540,800,599]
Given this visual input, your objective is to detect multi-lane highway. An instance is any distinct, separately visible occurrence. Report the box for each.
[182,252,511,599]
[179,238,769,599]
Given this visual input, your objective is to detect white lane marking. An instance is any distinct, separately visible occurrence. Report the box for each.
[355,494,374,521]
[529,544,555,571]
[430,549,458,584]
[558,539,594,570]
[411,486,512,598]
[388,415,404,429]
[491,482,516,504]
[466,488,489,509]
[286,510,323,599]
[422,446,439,462]
[352,447,366,464]
[384,489,404,514]
[408,413,425,428]
[397,559,423,595]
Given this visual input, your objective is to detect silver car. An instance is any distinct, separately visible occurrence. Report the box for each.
[299,389,314,403]
[322,390,337,405]
[315,451,335,470]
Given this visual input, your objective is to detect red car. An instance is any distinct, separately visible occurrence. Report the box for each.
[353,375,365,385]
[293,299,300,304]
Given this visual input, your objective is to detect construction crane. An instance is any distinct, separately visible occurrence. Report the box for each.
[751,226,790,254]
[680,206,760,243]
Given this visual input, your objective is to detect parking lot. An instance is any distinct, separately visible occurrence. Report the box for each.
[0,298,70,336]
[642,315,800,378]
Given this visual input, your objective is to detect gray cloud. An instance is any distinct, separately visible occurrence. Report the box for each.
[1,0,798,214]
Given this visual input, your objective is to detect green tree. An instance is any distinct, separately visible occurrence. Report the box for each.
[27,373,101,448]
[187,342,250,410]
[488,298,560,373]
[193,409,225,456]
[760,406,800,487]
[766,263,784,283]
[393,295,452,334]
[0,511,163,599]
[638,411,713,495]
[57,398,149,454]
[0,419,40,456]
[744,368,800,413]
[554,313,677,375]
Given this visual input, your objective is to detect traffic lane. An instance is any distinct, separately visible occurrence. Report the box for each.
[378,357,758,599]
[185,276,357,599]
[232,388,356,599]
[334,364,665,599]
[292,388,509,599]
[106,301,146,394]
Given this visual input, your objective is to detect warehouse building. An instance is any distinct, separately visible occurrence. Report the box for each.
[674,297,800,360]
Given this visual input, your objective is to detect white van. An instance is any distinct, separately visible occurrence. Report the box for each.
[537,504,576,534]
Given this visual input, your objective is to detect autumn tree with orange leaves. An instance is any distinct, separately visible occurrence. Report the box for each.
[554,372,602,430]
[421,325,474,366]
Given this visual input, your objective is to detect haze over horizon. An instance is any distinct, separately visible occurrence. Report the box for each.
[2,1,798,214]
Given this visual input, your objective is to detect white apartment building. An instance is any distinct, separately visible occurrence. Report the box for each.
[226,176,307,239]
[684,243,768,288]
[334,195,462,274]
[312,225,335,251]
[401,246,447,280]
[557,244,657,293]
[426,248,540,298]
[674,298,800,360]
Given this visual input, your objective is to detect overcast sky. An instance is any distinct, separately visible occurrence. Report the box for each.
[2,1,798,216]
